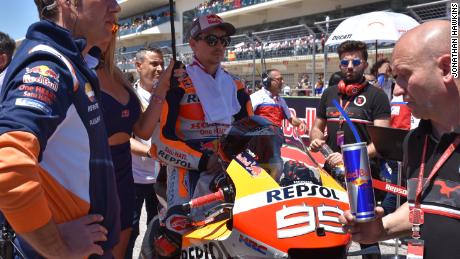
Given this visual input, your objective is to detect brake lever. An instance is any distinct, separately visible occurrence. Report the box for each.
[191,203,233,228]
[205,203,234,218]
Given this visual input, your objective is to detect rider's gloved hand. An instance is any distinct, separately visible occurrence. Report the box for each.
[209,173,229,193]
[280,161,321,186]
[206,153,222,174]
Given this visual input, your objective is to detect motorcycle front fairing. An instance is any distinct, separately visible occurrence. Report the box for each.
[181,116,351,258]
[182,151,351,259]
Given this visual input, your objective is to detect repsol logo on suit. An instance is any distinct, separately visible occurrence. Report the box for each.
[186,94,200,104]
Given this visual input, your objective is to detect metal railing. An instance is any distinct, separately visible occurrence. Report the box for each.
[407,0,451,22]
[115,0,452,90]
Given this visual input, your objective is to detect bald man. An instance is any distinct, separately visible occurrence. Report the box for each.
[339,20,459,259]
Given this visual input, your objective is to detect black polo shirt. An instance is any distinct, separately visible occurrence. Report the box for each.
[404,120,460,259]
[316,83,390,152]
[316,83,390,188]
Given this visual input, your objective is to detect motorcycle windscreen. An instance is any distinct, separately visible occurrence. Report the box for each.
[219,116,286,179]
[281,145,345,191]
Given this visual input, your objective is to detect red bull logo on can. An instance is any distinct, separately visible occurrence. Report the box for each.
[346,169,370,182]
[342,142,376,222]
[349,177,369,187]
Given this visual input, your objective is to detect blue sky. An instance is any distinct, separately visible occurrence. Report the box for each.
[0,1,124,40]
[0,2,39,40]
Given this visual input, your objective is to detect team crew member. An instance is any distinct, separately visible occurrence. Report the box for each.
[0,0,121,258]
[126,46,164,259]
[309,40,391,176]
[310,40,390,259]
[150,13,252,256]
[0,31,15,85]
[370,58,393,101]
[340,20,460,259]
[390,95,420,131]
[250,68,304,179]
[378,94,420,217]
[251,69,303,128]
[96,33,142,258]
[95,26,177,257]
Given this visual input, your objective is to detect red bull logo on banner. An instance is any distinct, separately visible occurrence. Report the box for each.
[283,107,316,138]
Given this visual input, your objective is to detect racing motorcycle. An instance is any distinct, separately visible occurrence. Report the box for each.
[143,116,351,259]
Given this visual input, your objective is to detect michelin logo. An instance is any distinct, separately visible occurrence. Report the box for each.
[15,98,51,114]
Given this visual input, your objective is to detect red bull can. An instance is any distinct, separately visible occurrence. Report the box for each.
[342,142,376,222]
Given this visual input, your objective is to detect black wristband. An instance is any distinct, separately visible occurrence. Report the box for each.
[198,152,210,172]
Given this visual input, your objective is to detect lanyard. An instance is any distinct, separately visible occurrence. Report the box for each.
[415,134,460,207]
[338,97,353,129]
[410,134,460,239]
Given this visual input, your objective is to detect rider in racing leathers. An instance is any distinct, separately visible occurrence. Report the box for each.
[149,14,253,256]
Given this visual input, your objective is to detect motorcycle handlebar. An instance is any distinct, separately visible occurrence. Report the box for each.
[182,189,225,212]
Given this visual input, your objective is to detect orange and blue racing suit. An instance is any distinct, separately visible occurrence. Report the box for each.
[0,20,119,258]
[151,67,253,236]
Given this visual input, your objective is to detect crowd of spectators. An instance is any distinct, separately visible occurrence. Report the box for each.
[231,35,326,61]
[195,0,270,16]
[116,26,392,66]
[116,55,137,71]
[114,35,329,68]
[118,7,172,36]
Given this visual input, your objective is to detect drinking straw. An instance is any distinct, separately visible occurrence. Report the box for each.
[332,99,361,143]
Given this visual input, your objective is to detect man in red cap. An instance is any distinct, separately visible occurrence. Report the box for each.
[146,14,253,258]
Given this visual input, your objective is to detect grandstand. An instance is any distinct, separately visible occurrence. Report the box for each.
[117,0,450,92]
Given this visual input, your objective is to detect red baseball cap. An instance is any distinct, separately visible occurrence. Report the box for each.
[189,14,236,39]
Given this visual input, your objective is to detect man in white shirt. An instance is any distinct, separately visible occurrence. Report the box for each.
[251,69,303,129]
[126,46,164,258]
[251,69,304,179]
[0,31,15,90]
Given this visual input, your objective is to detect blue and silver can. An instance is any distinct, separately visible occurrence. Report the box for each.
[341,142,376,222]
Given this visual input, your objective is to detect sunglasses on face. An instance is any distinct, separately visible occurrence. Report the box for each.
[340,58,362,67]
[195,34,231,47]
